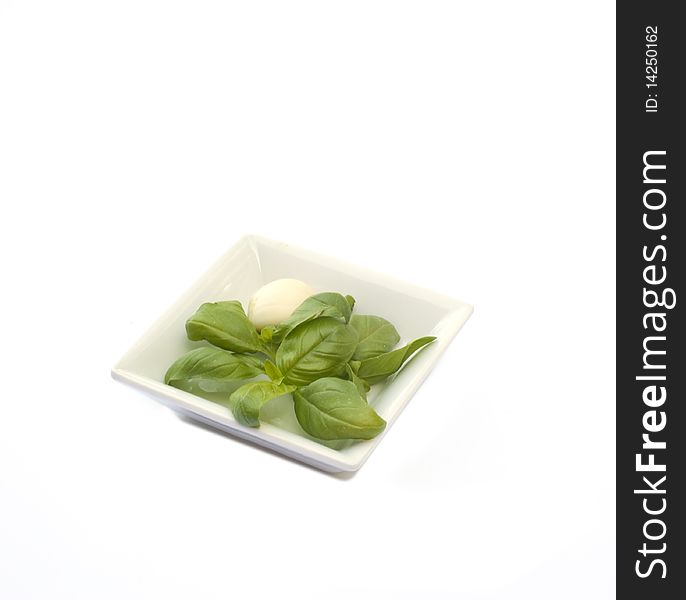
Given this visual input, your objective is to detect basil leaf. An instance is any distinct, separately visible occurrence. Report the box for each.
[230,381,296,427]
[272,292,353,341]
[186,301,262,353]
[164,347,264,392]
[356,336,437,384]
[349,314,401,361]
[276,317,358,386]
[264,360,283,384]
[345,363,371,399]
[345,295,356,312]
[293,377,386,440]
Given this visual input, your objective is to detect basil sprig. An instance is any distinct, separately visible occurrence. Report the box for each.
[186,301,263,354]
[165,347,264,392]
[293,378,386,440]
[356,336,436,384]
[164,290,437,442]
[268,292,353,342]
[276,317,358,386]
[230,381,297,427]
[349,314,400,361]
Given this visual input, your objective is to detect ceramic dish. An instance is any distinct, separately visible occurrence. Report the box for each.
[112,235,473,472]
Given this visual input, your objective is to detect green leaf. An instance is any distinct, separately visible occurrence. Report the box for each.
[293,377,386,440]
[345,295,356,312]
[186,301,262,353]
[264,360,283,384]
[230,381,297,427]
[356,336,437,384]
[345,363,371,399]
[260,326,274,342]
[272,292,353,341]
[276,317,358,386]
[349,314,401,361]
[164,347,264,392]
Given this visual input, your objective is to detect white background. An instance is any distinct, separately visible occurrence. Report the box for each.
[0,1,616,598]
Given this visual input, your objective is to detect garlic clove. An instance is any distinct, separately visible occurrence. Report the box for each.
[248,279,314,330]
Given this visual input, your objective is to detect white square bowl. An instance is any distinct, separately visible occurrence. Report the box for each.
[112,235,473,472]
